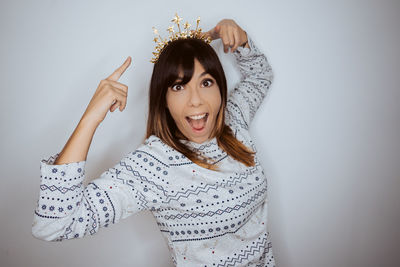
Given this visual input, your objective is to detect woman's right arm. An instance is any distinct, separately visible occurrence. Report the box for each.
[54,56,132,165]
[53,116,99,165]
[32,57,159,241]
[33,147,162,241]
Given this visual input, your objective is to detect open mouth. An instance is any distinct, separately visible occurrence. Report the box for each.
[185,113,209,131]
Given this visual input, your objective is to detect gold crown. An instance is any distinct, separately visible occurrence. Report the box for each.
[150,13,212,63]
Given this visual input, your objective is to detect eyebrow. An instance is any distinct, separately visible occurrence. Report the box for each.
[176,71,209,81]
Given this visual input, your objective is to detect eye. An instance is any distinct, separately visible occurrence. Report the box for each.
[202,78,214,87]
[171,83,184,91]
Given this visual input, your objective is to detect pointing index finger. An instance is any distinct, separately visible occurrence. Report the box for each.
[107,56,132,81]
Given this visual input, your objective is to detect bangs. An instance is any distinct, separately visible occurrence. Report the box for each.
[161,38,221,89]
[165,50,195,87]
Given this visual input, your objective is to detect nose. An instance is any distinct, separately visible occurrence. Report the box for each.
[188,86,203,107]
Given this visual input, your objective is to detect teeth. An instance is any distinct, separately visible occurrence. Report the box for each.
[188,113,207,120]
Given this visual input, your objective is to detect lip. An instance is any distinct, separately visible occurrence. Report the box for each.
[186,112,208,118]
[185,113,209,132]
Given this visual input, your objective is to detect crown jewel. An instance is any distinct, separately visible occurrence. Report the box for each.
[150,13,212,63]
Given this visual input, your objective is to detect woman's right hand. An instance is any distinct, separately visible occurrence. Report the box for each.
[82,56,132,125]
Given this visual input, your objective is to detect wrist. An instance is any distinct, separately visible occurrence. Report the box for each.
[79,114,101,129]
[240,31,249,48]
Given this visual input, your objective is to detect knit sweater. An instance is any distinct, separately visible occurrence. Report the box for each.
[32,34,275,267]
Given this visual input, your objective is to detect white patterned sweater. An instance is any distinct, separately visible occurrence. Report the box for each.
[32,35,275,267]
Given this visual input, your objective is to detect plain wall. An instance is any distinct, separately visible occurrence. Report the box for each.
[0,0,399,266]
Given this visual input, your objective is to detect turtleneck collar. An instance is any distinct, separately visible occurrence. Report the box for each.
[179,136,217,149]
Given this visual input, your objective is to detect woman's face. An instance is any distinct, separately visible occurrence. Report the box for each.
[166,58,222,144]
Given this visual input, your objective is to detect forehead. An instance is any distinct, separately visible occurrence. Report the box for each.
[193,58,205,71]
[176,58,208,79]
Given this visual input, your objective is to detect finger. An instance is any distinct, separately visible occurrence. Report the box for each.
[199,29,214,41]
[112,99,127,112]
[222,29,234,53]
[117,96,127,111]
[111,102,123,112]
[106,56,132,82]
[221,29,230,53]
[227,27,235,52]
[201,29,211,39]
[214,25,221,36]
[110,96,127,112]
[106,80,128,93]
[112,86,128,98]
[231,28,240,53]
[110,100,118,112]
[117,89,128,110]
[208,25,220,40]
[109,90,127,112]
[120,96,127,111]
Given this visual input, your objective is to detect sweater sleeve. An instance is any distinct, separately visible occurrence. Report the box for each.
[32,145,163,241]
[226,34,274,130]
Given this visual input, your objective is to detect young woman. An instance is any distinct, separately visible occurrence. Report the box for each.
[32,17,275,266]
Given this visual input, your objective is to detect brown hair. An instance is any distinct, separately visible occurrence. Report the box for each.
[145,38,255,171]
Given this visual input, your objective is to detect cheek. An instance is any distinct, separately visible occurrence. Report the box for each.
[166,93,183,119]
[166,91,175,111]
[166,91,172,109]
[210,89,222,112]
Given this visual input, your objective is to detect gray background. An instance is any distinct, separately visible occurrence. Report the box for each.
[1,0,399,266]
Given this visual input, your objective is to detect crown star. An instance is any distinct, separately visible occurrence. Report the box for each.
[167,26,174,33]
[150,13,212,63]
[196,17,200,29]
[152,27,158,35]
[171,13,183,24]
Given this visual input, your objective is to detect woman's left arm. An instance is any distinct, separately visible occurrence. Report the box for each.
[228,34,274,129]
[204,19,274,129]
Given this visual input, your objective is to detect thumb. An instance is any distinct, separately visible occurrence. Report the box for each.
[205,25,220,40]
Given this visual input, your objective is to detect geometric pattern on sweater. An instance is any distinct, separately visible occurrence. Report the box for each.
[162,164,261,204]
[40,182,83,194]
[117,161,168,195]
[32,34,276,267]
[226,100,248,130]
[164,181,267,220]
[216,233,272,267]
[164,201,264,243]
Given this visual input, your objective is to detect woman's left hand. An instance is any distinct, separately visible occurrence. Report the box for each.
[202,19,248,53]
